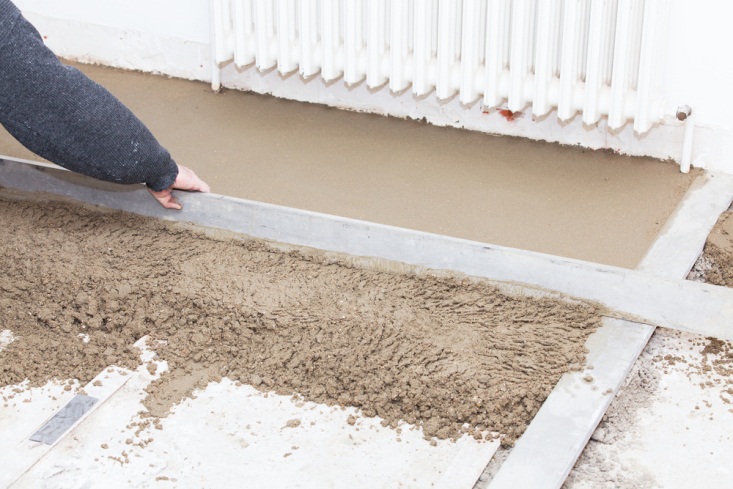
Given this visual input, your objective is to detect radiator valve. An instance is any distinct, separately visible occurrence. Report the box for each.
[676,105,692,121]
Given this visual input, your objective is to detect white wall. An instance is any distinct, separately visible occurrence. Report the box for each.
[16,0,209,42]
[659,1,733,172]
[663,1,733,130]
[12,0,733,174]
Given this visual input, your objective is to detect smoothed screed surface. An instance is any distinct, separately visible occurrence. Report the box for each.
[0,62,695,268]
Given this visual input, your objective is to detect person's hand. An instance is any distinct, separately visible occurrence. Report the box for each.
[148,164,211,210]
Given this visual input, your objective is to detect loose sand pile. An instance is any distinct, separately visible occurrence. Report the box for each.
[0,192,602,445]
[689,208,733,287]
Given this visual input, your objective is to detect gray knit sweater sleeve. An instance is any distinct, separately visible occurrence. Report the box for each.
[0,0,178,191]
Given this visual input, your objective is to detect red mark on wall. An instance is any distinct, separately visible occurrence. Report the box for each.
[482,107,523,121]
[498,109,521,122]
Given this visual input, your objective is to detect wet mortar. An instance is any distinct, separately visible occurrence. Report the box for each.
[0,191,603,446]
[0,61,696,269]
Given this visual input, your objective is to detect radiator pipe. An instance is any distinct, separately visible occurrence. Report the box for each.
[211,60,221,92]
[209,0,222,92]
[677,105,694,173]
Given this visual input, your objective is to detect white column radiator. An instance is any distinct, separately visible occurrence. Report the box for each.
[210,0,672,134]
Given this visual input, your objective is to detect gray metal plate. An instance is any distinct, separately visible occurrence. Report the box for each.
[30,395,98,445]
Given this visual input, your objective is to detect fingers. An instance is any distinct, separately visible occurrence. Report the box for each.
[149,164,210,210]
[173,165,211,193]
[148,188,182,210]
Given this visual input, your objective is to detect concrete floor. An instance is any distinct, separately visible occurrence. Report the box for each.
[0,62,695,269]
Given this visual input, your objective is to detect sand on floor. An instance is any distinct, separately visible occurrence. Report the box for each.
[561,327,733,489]
[0,190,603,446]
[689,208,733,287]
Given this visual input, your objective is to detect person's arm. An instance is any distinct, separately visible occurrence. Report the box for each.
[0,0,208,208]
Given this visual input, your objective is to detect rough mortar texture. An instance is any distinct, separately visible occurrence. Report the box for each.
[689,208,733,287]
[0,192,602,446]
